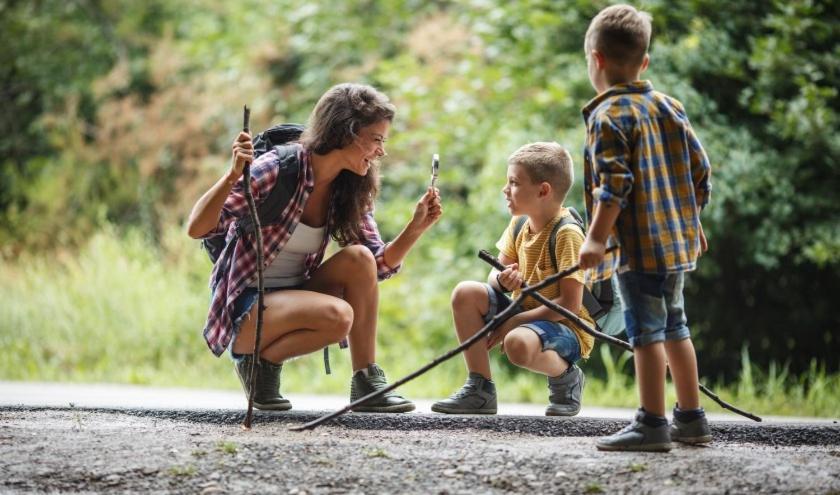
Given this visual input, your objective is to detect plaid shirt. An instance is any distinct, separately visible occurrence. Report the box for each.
[582,81,711,280]
[201,144,400,356]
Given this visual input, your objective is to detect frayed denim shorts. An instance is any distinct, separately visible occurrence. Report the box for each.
[617,271,691,348]
[482,283,582,364]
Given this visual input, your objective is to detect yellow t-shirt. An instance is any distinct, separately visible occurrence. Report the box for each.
[495,208,595,359]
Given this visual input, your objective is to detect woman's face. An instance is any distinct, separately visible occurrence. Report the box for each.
[344,120,390,176]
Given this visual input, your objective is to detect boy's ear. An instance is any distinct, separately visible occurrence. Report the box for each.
[591,49,606,70]
[539,182,552,198]
[639,53,650,74]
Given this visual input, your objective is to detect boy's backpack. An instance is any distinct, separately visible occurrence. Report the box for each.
[512,207,624,336]
[202,123,306,263]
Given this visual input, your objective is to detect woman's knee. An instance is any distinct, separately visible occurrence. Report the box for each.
[322,299,354,340]
[341,245,377,273]
[451,281,485,309]
[504,330,536,367]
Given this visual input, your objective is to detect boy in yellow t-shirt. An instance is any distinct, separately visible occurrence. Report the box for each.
[432,142,594,416]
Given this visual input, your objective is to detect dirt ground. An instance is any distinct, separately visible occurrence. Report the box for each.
[2,406,839,494]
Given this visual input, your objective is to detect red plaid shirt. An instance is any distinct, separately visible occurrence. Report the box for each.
[201,144,400,356]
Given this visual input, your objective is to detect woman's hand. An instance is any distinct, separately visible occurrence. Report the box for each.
[409,187,443,233]
[229,132,254,181]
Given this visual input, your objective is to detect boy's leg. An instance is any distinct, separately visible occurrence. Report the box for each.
[503,328,567,376]
[504,325,584,416]
[431,282,501,414]
[597,272,672,452]
[451,281,494,378]
[662,273,710,443]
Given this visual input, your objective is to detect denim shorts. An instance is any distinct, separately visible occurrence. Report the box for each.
[482,283,582,364]
[617,271,691,348]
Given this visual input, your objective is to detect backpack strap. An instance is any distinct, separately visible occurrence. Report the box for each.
[236,144,301,235]
[547,207,605,319]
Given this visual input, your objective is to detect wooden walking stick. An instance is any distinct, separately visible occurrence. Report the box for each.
[289,247,620,431]
[476,250,761,422]
[240,105,266,430]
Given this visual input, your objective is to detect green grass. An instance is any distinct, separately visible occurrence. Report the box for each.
[1,227,838,418]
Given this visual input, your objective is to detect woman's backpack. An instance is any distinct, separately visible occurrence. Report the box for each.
[512,208,625,336]
[202,124,305,263]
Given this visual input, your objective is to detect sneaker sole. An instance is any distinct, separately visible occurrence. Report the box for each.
[352,403,416,413]
[431,404,497,415]
[253,401,292,411]
[596,442,673,452]
[673,435,712,444]
[545,407,581,417]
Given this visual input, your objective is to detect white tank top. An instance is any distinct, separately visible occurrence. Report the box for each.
[248,223,326,288]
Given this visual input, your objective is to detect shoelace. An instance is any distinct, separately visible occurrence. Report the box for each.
[450,383,479,399]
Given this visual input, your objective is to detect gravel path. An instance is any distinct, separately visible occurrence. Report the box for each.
[2,406,839,494]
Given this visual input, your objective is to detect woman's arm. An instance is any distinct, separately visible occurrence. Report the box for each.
[187,132,254,239]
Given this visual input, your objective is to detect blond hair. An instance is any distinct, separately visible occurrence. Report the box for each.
[508,142,574,203]
[585,4,652,68]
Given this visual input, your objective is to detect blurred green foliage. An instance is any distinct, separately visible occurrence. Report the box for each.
[1,0,838,385]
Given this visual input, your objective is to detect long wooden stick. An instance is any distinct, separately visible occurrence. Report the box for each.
[476,250,761,422]
[289,248,619,431]
[240,105,265,430]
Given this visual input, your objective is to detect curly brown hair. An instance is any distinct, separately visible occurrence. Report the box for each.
[299,83,396,245]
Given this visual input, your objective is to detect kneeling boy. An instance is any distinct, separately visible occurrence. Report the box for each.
[432,142,594,416]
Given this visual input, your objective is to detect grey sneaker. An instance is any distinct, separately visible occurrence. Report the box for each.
[596,409,673,452]
[546,364,585,416]
[234,355,292,411]
[671,409,712,444]
[431,372,498,414]
[350,364,415,413]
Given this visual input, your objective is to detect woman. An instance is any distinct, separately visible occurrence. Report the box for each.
[187,83,442,412]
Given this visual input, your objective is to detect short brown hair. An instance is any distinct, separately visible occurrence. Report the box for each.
[508,142,574,203]
[585,4,652,67]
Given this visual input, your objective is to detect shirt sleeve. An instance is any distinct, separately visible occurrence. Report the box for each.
[358,210,401,281]
[200,151,280,239]
[494,217,520,261]
[685,122,712,211]
[589,114,634,209]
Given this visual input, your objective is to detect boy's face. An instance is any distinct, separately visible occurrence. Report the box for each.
[502,164,542,216]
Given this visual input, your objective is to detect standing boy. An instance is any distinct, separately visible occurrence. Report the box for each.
[432,142,593,416]
[578,5,713,451]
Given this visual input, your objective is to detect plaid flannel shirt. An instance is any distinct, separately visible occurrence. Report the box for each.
[582,81,711,280]
[201,144,399,356]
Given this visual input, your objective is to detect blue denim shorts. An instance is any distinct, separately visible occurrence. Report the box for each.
[617,271,691,348]
[482,283,582,364]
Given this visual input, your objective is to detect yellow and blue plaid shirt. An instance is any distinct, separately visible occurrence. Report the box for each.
[582,81,711,280]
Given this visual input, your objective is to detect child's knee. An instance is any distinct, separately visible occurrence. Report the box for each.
[504,331,535,367]
[451,281,485,308]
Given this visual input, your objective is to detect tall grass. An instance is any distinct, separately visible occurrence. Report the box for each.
[1,228,838,418]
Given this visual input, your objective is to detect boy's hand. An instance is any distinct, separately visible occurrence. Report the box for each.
[579,237,606,269]
[698,222,708,257]
[496,264,522,292]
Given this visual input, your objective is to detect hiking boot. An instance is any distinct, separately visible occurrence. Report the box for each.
[234,355,292,411]
[596,409,672,452]
[350,364,415,413]
[671,408,712,444]
[431,372,497,414]
[546,364,585,416]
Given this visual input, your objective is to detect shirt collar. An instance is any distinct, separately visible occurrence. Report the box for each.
[581,80,654,121]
